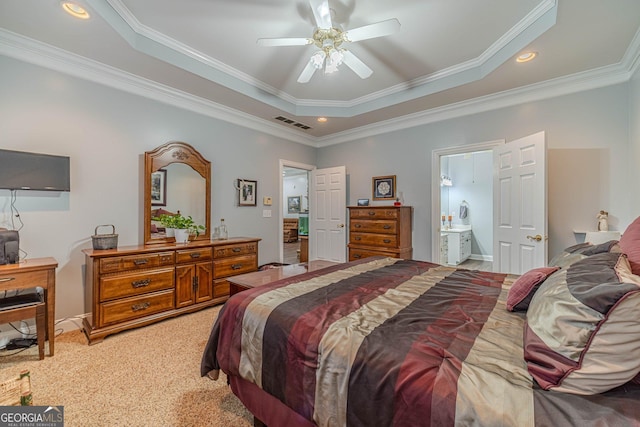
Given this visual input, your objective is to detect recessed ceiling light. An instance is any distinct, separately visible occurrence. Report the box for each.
[516,52,537,63]
[61,2,90,19]
[317,117,328,123]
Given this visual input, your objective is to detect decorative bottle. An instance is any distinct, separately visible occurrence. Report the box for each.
[218,218,228,240]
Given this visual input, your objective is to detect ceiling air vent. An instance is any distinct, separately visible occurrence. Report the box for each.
[274,116,312,131]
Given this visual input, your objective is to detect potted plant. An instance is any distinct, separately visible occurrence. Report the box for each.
[153,214,178,237]
[171,214,205,243]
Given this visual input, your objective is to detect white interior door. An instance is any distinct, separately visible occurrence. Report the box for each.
[493,131,547,274]
[310,166,347,262]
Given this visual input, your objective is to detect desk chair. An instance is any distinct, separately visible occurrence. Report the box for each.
[0,288,45,359]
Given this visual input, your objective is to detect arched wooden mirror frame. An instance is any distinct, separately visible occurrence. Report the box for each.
[144,141,211,245]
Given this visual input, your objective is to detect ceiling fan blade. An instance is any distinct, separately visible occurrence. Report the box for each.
[343,18,401,42]
[309,0,332,29]
[342,50,373,79]
[297,60,318,83]
[257,38,312,47]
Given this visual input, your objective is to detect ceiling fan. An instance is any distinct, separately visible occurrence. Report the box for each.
[257,0,400,83]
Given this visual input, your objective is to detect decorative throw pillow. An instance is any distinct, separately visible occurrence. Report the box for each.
[548,241,618,268]
[506,266,559,312]
[524,252,640,395]
[619,216,640,275]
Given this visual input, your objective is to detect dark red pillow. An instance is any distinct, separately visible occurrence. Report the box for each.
[620,216,640,275]
[506,266,559,311]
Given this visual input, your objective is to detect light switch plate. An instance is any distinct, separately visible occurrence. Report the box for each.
[263,209,272,218]
[263,196,272,206]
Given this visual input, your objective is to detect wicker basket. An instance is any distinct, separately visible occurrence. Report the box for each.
[92,224,118,250]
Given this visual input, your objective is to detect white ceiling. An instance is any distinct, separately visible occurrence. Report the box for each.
[0,0,639,146]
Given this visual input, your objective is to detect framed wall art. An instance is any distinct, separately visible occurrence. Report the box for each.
[151,169,167,206]
[372,175,396,201]
[287,196,301,214]
[238,179,257,206]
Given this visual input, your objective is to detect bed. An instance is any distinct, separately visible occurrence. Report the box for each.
[201,230,640,426]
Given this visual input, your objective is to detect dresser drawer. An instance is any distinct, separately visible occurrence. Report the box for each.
[350,232,398,248]
[99,268,175,302]
[214,254,257,278]
[213,278,230,298]
[99,289,175,326]
[349,247,400,261]
[176,247,212,264]
[214,242,258,259]
[99,252,174,273]
[349,208,399,219]
[350,220,397,234]
[0,270,47,288]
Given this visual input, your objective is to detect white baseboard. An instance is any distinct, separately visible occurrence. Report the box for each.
[469,254,494,262]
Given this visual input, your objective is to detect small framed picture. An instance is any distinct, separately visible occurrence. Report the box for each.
[372,175,396,200]
[151,169,167,206]
[287,196,301,214]
[357,198,369,206]
[238,179,257,206]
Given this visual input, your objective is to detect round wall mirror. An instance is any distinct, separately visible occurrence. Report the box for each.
[143,141,211,245]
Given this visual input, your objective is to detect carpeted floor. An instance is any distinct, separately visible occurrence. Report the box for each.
[0,306,253,426]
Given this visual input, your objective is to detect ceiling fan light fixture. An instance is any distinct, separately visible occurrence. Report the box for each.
[311,51,326,69]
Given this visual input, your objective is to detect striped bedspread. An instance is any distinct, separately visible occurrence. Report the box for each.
[201,257,640,427]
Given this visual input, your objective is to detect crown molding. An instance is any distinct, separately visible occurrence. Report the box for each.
[0,23,637,149]
[315,61,634,147]
[0,28,315,147]
[95,0,557,118]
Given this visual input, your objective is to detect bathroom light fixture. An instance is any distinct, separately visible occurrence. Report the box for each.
[317,117,328,123]
[61,2,90,19]
[516,51,537,63]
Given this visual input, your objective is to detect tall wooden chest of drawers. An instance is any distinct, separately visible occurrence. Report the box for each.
[82,237,259,344]
[347,206,413,261]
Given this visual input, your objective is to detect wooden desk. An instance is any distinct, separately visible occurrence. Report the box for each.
[0,257,58,356]
[229,260,338,295]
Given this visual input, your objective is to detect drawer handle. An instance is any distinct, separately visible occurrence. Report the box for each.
[383,225,391,229]
[190,252,201,259]
[134,259,149,266]
[0,277,15,283]
[131,279,151,288]
[131,302,150,312]
[355,224,362,228]
[231,264,243,270]
[232,247,241,253]
[353,254,362,259]
[355,236,361,241]
[368,211,376,216]
[383,239,391,243]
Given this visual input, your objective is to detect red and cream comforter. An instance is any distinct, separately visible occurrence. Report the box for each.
[201,257,640,426]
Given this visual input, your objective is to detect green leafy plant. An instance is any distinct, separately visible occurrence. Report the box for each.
[171,214,205,236]
[153,213,205,236]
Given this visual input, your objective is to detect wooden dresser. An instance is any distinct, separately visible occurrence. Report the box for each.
[82,237,259,344]
[347,206,413,261]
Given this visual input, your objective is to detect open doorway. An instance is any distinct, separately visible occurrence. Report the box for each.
[431,140,503,272]
[280,160,313,264]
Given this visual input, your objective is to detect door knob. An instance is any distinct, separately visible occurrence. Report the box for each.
[526,234,543,242]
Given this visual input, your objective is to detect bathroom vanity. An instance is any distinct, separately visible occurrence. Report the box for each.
[441,226,472,265]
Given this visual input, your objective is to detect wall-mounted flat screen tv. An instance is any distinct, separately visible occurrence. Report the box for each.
[0,149,70,191]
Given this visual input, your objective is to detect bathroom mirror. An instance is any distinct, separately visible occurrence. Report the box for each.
[144,141,211,245]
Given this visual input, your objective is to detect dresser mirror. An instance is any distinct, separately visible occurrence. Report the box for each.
[144,141,211,245]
